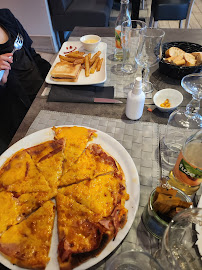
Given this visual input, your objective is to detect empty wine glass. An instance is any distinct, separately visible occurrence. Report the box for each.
[155,208,202,270]
[135,28,165,93]
[168,73,202,129]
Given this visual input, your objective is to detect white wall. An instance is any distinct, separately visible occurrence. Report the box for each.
[0,0,59,51]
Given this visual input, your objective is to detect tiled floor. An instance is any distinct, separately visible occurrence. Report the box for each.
[38,0,202,60]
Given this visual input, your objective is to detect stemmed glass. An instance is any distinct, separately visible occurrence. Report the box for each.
[171,73,202,129]
[135,28,165,93]
[162,73,202,166]
[155,208,202,270]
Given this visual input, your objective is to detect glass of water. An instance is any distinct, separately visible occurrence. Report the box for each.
[121,20,147,74]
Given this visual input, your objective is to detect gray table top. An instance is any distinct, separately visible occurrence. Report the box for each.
[10,27,202,146]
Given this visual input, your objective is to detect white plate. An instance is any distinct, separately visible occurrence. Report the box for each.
[45,41,107,85]
[0,126,140,270]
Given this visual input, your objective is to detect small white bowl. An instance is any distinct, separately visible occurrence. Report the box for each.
[80,35,101,52]
[153,88,183,112]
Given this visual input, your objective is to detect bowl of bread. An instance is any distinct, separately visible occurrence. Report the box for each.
[159,41,202,80]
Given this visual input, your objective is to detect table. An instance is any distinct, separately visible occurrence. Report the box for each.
[5,27,202,270]
[10,27,202,146]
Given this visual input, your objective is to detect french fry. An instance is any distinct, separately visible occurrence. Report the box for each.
[73,58,85,65]
[85,55,90,77]
[88,53,91,61]
[90,57,99,74]
[89,51,101,66]
[96,58,103,72]
[59,55,77,63]
[67,52,85,58]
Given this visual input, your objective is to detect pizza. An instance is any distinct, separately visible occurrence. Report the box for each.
[0,126,130,270]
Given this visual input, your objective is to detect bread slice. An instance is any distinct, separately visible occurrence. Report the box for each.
[184,53,196,66]
[191,52,202,66]
[51,61,81,80]
[171,55,186,66]
[165,47,185,58]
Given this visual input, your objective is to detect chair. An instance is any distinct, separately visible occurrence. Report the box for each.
[149,0,195,28]
[47,0,113,45]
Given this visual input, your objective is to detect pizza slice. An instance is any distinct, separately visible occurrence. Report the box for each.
[56,193,114,270]
[52,126,96,174]
[59,171,129,232]
[0,190,54,235]
[18,191,54,217]
[0,200,55,269]
[59,143,119,187]
[26,138,65,195]
[0,149,51,195]
[0,191,22,235]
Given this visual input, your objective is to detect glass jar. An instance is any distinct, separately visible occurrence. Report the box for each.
[142,186,192,239]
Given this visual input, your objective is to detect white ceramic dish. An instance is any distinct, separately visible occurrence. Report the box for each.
[153,88,183,112]
[0,125,140,270]
[80,34,101,52]
[45,41,107,85]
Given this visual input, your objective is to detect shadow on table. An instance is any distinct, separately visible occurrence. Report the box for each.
[150,69,182,94]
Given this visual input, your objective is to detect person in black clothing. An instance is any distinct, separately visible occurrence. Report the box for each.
[0,8,51,154]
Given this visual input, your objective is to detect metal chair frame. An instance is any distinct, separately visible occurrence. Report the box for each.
[149,0,195,28]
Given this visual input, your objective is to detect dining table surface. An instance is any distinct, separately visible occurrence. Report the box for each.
[4,27,202,270]
[10,27,202,146]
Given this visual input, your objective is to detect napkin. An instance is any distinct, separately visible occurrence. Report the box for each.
[47,85,114,103]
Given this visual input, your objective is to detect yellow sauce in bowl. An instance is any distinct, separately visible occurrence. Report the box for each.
[84,39,99,44]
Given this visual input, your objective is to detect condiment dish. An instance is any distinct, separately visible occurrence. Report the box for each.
[153,88,183,112]
[80,35,101,52]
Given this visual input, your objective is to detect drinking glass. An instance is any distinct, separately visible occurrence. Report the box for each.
[121,20,147,74]
[135,28,165,93]
[155,208,202,270]
[162,73,202,166]
[105,250,164,270]
[168,73,202,129]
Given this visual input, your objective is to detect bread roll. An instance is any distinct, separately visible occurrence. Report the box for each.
[191,52,202,66]
[184,53,196,66]
[165,47,185,58]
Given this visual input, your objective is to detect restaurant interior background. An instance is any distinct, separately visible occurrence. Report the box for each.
[0,0,202,64]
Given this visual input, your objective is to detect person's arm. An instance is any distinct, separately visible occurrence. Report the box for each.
[0,53,13,85]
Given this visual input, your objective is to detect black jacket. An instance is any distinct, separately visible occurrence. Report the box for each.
[0,8,51,154]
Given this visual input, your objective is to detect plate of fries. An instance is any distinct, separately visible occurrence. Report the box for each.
[45,41,107,85]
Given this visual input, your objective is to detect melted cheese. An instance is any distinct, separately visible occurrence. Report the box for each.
[52,126,96,174]
[0,201,55,269]
[0,191,21,234]
[59,173,126,217]
[57,193,102,261]
[59,143,117,186]
[0,150,50,195]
